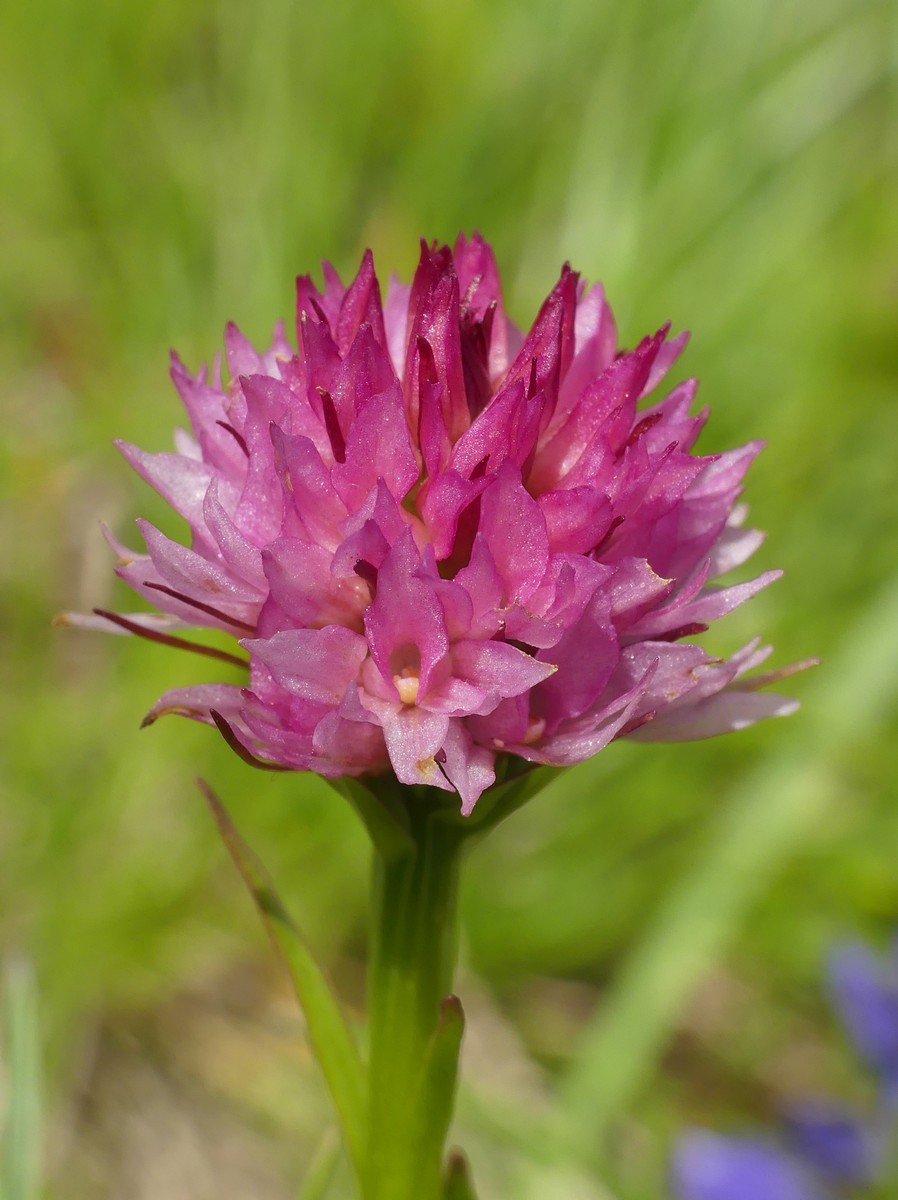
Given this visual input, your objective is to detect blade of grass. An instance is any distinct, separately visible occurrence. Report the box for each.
[555,572,898,1159]
[198,780,366,1182]
[1,961,41,1200]
[297,1128,341,1200]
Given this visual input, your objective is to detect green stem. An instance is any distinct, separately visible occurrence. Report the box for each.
[363,800,465,1200]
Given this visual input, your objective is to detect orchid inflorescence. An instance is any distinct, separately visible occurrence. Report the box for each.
[67,233,802,814]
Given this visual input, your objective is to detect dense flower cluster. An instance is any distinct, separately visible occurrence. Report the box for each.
[673,937,898,1200]
[80,235,799,812]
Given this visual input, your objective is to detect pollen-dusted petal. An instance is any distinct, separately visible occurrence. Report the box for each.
[380,706,452,790]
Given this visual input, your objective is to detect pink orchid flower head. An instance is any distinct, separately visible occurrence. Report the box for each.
[71,235,808,815]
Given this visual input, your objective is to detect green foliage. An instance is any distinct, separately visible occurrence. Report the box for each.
[1,0,896,1194]
[1,964,42,1200]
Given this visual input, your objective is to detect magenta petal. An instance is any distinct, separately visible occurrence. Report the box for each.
[335,248,388,355]
[534,593,619,725]
[503,265,579,422]
[419,471,490,562]
[450,379,541,478]
[546,282,617,438]
[203,481,266,590]
[311,709,390,773]
[333,382,419,509]
[263,537,369,628]
[478,464,550,605]
[383,276,412,378]
[630,570,781,639]
[380,706,452,789]
[452,639,557,699]
[271,428,346,549]
[538,488,615,555]
[296,260,345,338]
[243,626,368,704]
[453,231,511,384]
[439,719,496,815]
[329,323,399,428]
[708,518,766,579]
[363,529,450,695]
[529,682,647,765]
[138,519,262,623]
[143,682,247,726]
[631,688,799,741]
[116,442,220,542]
[641,329,689,396]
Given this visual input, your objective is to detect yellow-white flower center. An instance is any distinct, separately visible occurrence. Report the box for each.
[393,671,420,705]
[522,718,546,745]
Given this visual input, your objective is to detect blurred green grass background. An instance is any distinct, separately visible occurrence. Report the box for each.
[1,0,896,1195]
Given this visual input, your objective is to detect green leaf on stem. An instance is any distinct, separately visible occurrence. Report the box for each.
[197,779,367,1181]
[443,1149,479,1200]
[327,776,416,861]
[411,995,465,1192]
